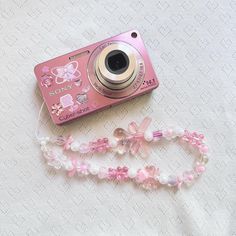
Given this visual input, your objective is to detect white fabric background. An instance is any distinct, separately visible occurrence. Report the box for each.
[0,0,235,235]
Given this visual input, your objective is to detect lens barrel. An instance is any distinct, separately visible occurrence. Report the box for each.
[95,43,138,90]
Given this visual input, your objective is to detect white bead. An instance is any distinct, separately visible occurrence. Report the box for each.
[117,148,125,155]
[89,166,99,175]
[64,160,73,171]
[128,169,137,178]
[162,129,173,140]
[40,137,50,145]
[153,137,161,142]
[109,138,117,148]
[167,175,178,187]
[59,155,67,161]
[144,130,153,142]
[48,160,60,169]
[70,141,80,151]
[45,137,50,142]
[40,145,48,152]
[174,127,184,137]
[78,143,90,153]
[159,173,168,184]
[40,140,46,146]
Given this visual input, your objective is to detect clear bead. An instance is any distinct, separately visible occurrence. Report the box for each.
[202,155,209,164]
[79,143,90,153]
[98,167,108,179]
[128,169,137,178]
[89,166,99,175]
[167,175,178,187]
[113,128,128,140]
[109,138,117,148]
[159,173,168,184]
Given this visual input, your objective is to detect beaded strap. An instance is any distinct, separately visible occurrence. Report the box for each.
[38,117,209,190]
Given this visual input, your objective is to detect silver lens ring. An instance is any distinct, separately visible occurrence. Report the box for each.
[95,64,137,90]
[87,41,145,99]
[95,43,138,87]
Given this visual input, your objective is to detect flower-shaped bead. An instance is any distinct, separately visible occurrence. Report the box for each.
[136,166,160,190]
[77,162,90,175]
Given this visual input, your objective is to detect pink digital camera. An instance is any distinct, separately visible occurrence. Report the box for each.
[34,30,159,125]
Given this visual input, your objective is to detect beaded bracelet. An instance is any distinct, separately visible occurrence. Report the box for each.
[38,117,209,190]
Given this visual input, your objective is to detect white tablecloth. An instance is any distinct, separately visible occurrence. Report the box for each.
[0,0,235,235]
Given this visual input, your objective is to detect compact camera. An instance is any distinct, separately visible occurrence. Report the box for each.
[34,30,159,125]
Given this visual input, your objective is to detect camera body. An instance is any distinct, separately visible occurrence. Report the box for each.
[34,30,159,125]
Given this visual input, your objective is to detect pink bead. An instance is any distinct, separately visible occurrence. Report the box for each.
[108,168,117,180]
[168,129,173,134]
[196,140,201,145]
[136,169,148,183]
[128,122,138,134]
[182,135,188,141]
[163,129,174,140]
[113,128,128,140]
[107,166,128,181]
[80,163,87,170]
[197,143,202,148]
[183,171,194,183]
[91,138,109,153]
[141,178,159,190]
[138,117,152,133]
[145,166,159,177]
[191,140,196,145]
[153,131,162,138]
[78,162,90,175]
[195,165,205,173]
[199,145,208,154]
[199,134,204,139]
[188,174,194,181]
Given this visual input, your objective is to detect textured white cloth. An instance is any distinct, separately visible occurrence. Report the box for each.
[0,0,235,235]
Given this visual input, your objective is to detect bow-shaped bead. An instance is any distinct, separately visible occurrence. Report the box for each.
[113,117,152,157]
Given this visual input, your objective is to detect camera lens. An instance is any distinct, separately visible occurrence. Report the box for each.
[105,50,129,74]
[94,42,140,89]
